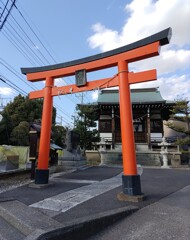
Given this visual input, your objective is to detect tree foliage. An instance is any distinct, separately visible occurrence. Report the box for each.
[10,121,30,146]
[165,97,190,146]
[0,94,56,146]
[52,125,67,148]
[73,105,100,150]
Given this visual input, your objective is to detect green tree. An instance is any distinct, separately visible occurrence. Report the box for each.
[10,121,30,146]
[52,125,67,148]
[74,105,100,150]
[0,94,56,145]
[165,97,190,163]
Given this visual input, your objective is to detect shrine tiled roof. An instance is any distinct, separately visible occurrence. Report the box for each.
[97,88,173,105]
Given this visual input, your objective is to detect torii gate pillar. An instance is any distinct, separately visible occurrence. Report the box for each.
[35,77,54,184]
[118,61,141,195]
[21,28,172,197]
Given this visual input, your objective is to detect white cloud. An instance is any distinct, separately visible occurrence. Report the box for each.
[123,0,190,47]
[54,78,65,86]
[91,87,120,101]
[157,75,190,100]
[88,0,190,51]
[88,0,190,101]
[32,45,39,50]
[131,74,190,100]
[0,87,15,96]
[88,23,119,51]
[54,77,70,86]
[91,90,99,100]
[130,48,190,75]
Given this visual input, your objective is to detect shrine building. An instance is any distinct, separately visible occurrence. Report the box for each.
[94,87,175,151]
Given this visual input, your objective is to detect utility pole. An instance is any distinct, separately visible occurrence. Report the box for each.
[0,96,11,111]
[76,92,84,104]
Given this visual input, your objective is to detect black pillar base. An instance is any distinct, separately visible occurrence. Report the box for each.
[122,174,142,196]
[30,160,36,180]
[35,169,49,184]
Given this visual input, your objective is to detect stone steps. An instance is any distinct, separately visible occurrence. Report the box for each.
[58,158,87,170]
[0,215,25,240]
[0,200,62,239]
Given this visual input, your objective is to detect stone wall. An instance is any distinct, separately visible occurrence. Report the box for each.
[85,150,101,165]
[85,149,181,168]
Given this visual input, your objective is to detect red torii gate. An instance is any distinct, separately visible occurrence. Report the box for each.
[21,28,172,197]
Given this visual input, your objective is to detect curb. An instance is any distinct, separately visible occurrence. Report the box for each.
[0,200,62,237]
[0,203,33,236]
[0,169,30,179]
[36,206,138,240]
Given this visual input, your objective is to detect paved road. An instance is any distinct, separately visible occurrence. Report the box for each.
[89,173,190,240]
[0,166,189,240]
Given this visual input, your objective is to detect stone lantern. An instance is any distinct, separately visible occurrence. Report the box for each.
[158,137,171,168]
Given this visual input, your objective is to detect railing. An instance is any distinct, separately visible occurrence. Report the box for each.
[151,136,178,143]
[103,137,112,143]
[151,136,179,152]
[98,135,179,148]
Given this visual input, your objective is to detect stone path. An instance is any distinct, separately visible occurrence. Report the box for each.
[30,173,122,212]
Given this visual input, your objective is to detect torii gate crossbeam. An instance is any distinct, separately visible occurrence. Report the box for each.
[21,28,172,197]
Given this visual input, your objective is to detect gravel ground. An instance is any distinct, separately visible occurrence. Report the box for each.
[0,168,75,195]
[0,172,31,194]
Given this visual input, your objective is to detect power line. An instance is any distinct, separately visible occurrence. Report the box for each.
[8,14,51,65]
[1,1,51,66]
[14,2,88,106]
[56,113,73,127]
[13,2,57,64]
[1,2,90,120]
[54,103,72,119]
[0,0,16,30]
[0,96,11,110]
[0,58,74,120]
[4,25,45,66]
[10,8,80,104]
[0,75,73,126]
[0,0,9,19]
[0,74,28,95]
[0,57,38,91]
[2,30,37,65]
[16,1,59,63]
[0,75,27,96]
[13,2,89,103]
[6,22,47,65]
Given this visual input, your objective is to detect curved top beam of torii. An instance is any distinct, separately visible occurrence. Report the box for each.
[21,28,172,100]
[21,27,171,81]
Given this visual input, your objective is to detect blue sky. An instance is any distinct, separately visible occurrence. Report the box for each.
[0,0,189,127]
